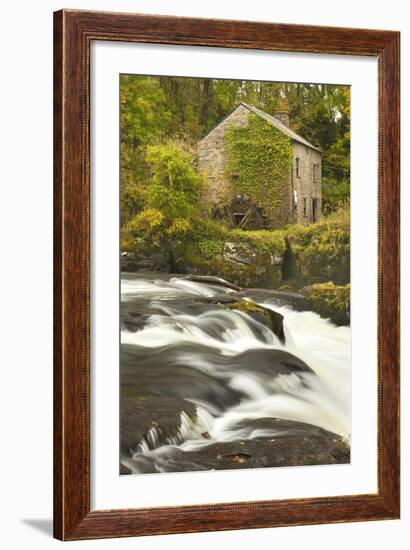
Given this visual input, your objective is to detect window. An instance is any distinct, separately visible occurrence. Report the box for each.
[303,197,307,216]
[313,163,319,183]
[296,157,300,178]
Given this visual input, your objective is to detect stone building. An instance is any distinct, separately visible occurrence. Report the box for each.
[198,102,322,229]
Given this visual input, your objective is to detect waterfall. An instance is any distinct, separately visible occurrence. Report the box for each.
[120,274,351,474]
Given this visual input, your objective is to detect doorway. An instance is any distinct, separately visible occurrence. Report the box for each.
[312,198,318,222]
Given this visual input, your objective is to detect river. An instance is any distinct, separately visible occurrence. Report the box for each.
[120,272,351,475]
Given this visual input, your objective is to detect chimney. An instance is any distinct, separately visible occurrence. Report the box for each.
[274,110,290,127]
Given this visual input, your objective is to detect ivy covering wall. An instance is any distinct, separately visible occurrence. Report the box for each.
[224,113,293,218]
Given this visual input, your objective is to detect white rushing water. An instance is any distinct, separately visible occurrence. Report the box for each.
[121,275,351,469]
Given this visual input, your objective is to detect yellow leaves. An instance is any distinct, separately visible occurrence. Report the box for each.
[166,218,191,236]
[130,208,164,233]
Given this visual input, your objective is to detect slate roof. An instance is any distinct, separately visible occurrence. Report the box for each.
[200,102,321,153]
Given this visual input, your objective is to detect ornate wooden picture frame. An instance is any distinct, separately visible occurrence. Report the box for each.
[54,9,400,541]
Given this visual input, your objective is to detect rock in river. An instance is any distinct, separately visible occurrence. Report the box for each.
[121,417,350,474]
[121,395,197,455]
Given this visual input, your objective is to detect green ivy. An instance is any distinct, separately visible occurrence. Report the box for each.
[224,114,293,218]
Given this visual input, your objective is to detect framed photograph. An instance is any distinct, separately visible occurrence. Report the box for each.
[54,9,400,540]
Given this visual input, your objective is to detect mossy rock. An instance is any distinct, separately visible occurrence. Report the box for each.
[301,282,350,326]
[225,300,285,343]
[181,218,350,289]
[284,218,350,286]
[291,253,350,286]
[181,236,284,288]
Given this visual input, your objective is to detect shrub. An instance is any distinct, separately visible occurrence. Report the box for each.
[198,239,225,258]
[145,142,204,220]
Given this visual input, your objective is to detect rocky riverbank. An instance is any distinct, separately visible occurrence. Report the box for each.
[121,212,350,325]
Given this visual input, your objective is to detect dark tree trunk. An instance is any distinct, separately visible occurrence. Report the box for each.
[200,79,212,129]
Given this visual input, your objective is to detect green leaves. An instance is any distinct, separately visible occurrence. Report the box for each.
[120,75,170,144]
[123,142,205,251]
[120,76,171,225]
[145,143,203,220]
[322,177,350,214]
[198,239,225,259]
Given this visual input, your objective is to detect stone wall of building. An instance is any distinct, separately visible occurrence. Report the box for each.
[198,104,250,205]
[271,166,293,229]
[292,142,322,225]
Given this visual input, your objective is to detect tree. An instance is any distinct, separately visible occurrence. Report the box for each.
[120,75,171,224]
[126,142,204,269]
